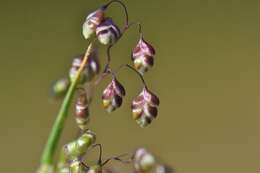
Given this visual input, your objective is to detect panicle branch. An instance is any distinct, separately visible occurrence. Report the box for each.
[38,1,170,173]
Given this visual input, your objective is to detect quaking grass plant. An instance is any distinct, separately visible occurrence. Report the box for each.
[37,1,171,173]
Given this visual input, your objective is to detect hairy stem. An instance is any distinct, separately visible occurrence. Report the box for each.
[37,43,94,173]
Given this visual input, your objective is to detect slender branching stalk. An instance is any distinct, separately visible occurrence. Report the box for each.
[36,1,169,173]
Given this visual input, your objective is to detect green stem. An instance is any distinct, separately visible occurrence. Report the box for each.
[37,43,94,173]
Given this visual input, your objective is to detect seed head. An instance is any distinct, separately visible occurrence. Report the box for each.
[102,78,125,113]
[75,91,90,130]
[132,38,155,75]
[96,18,121,45]
[64,130,96,160]
[131,87,159,127]
[69,50,100,83]
[134,148,156,173]
[83,7,105,39]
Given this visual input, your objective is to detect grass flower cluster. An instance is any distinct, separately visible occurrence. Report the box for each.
[37,1,171,173]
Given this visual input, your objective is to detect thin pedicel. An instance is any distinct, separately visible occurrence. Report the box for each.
[113,63,148,88]
[103,0,129,28]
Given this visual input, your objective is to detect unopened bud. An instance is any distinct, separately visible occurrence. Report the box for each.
[64,130,96,160]
[50,77,70,98]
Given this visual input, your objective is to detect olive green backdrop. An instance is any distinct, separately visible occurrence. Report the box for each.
[0,0,260,172]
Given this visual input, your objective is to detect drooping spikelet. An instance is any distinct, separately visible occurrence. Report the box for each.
[96,18,121,45]
[132,38,155,75]
[102,78,125,113]
[131,87,159,127]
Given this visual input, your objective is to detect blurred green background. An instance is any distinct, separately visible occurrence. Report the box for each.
[0,0,260,172]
